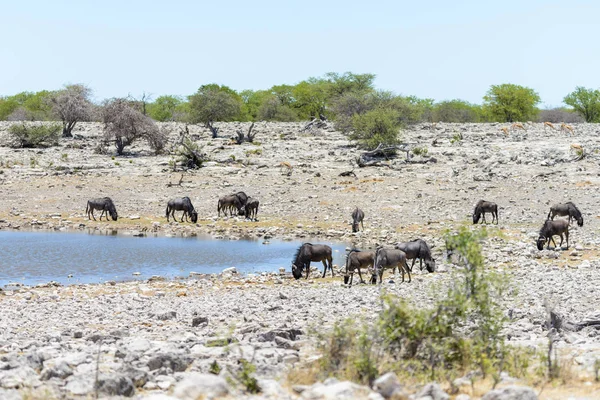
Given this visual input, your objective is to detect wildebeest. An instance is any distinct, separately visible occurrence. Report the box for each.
[291,243,333,280]
[472,200,498,224]
[351,207,365,233]
[166,197,198,223]
[343,250,374,286]
[537,219,569,250]
[86,197,118,221]
[235,191,248,207]
[217,195,243,217]
[395,239,435,273]
[245,198,259,221]
[548,202,583,227]
[372,248,411,284]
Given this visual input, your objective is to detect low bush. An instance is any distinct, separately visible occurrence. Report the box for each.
[8,123,61,148]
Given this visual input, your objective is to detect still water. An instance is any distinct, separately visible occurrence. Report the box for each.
[0,231,347,287]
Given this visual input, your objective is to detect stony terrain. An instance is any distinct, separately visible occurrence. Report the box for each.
[1,121,600,399]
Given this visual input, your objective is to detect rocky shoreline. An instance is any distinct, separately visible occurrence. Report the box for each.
[2,121,600,398]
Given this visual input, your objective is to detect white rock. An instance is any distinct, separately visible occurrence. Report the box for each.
[172,373,229,400]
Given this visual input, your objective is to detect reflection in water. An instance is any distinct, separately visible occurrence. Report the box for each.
[0,231,347,286]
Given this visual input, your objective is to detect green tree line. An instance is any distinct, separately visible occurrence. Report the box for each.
[1,75,596,151]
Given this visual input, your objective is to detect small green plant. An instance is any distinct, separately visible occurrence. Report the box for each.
[8,123,61,148]
[29,157,38,168]
[412,146,428,156]
[114,162,120,166]
[209,360,222,375]
[450,131,463,145]
[236,359,260,394]
[229,154,236,161]
[111,156,115,160]
[245,148,262,157]
[594,359,600,381]
[61,153,68,161]
[129,160,133,164]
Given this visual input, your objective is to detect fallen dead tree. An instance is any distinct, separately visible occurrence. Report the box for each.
[356,143,425,167]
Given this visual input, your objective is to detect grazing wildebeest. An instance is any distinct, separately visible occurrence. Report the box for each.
[86,197,118,221]
[351,207,365,233]
[218,195,243,217]
[372,248,411,284]
[395,239,435,273]
[548,202,583,227]
[472,200,498,224]
[166,197,198,223]
[291,243,333,280]
[343,250,374,286]
[245,198,259,221]
[537,219,569,250]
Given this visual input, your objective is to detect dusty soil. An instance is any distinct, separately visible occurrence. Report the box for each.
[1,121,600,399]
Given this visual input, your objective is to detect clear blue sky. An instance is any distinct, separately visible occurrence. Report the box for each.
[2,0,599,107]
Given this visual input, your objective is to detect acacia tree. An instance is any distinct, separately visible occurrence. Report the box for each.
[50,84,94,137]
[483,84,540,122]
[101,98,166,155]
[563,87,600,122]
[188,84,242,138]
[147,95,184,122]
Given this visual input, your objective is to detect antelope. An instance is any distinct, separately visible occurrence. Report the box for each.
[511,122,526,132]
[500,127,509,135]
[561,123,574,135]
[280,161,293,176]
[544,122,556,131]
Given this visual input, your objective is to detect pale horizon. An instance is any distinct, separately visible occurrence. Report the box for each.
[2,0,599,108]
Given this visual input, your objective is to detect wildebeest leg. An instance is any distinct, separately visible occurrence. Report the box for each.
[565,230,569,249]
[409,258,416,273]
[418,258,423,272]
[305,262,310,279]
[357,267,364,284]
[482,212,487,224]
[99,209,106,221]
[361,220,364,231]
[493,210,498,224]
[558,234,564,248]
[549,236,557,249]
[90,209,97,221]
[321,260,328,278]
[404,261,412,283]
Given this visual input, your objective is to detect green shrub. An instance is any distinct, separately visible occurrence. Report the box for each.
[412,146,428,156]
[175,138,207,169]
[8,123,61,148]
[349,108,401,150]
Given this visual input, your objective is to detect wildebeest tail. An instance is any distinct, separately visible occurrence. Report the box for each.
[85,201,90,215]
[165,205,170,218]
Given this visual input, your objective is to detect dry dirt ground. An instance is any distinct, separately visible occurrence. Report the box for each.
[1,121,600,399]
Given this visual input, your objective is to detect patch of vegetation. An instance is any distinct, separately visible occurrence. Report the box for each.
[209,360,222,375]
[450,131,463,145]
[8,123,61,148]
[175,137,208,170]
[412,146,428,156]
[245,148,262,157]
[233,359,260,394]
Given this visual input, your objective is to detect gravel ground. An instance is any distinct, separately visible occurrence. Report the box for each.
[1,121,600,399]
